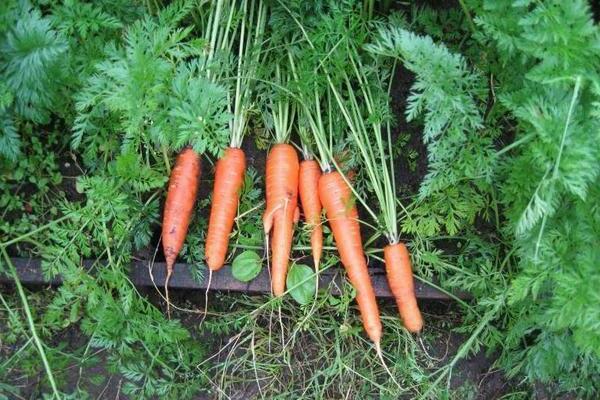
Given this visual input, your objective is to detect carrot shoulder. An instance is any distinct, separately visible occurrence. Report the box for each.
[205,147,246,271]
[263,143,299,296]
[319,171,382,343]
[299,159,323,267]
[384,242,423,333]
[162,148,201,275]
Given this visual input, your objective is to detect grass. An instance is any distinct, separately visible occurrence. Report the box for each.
[0,246,504,399]
[165,280,496,399]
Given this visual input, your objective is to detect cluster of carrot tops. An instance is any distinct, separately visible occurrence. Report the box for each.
[159,0,422,349]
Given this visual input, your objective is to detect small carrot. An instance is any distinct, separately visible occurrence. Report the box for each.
[299,159,323,267]
[384,242,423,333]
[205,147,246,271]
[263,143,299,296]
[319,170,382,343]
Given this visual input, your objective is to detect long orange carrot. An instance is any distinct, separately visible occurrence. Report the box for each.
[384,242,423,333]
[319,171,382,343]
[162,148,201,278]
[263,143,299,296]
[299,159,323,267]
[205,147,246,271]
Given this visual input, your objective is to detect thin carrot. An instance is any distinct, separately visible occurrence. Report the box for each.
[263,143,299,296]
[299,159,323,267]
[319,170,382,343]
[384,242,423,333]
[205,147,246,271]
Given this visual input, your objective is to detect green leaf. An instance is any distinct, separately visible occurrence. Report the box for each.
[231,251,262,282]
[286,264,315,305]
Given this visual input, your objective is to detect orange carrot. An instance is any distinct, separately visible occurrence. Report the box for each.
[162,147,201,278]
[263,143,299,296]
[299,159,323,267]
[384,242,423,333]
[205,147,246,271]
[319,171,382,343]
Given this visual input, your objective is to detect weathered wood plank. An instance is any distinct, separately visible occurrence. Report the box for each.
[3,257,470,300]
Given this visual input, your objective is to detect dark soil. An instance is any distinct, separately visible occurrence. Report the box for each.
[389,63,429,194]
[57,154,86,203]
[592,1,600,23]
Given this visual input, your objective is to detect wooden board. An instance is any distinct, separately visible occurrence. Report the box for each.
[3,257,470,300]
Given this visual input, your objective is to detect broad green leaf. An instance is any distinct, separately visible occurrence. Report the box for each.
[231,251,262,282]
[286,264,316,305]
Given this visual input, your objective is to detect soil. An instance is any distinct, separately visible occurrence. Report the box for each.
[57,154,86,203]
[592,1,600,23]
[389,64,429,194]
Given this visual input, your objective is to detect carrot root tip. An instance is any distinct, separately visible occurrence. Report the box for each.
[164,268,173,320]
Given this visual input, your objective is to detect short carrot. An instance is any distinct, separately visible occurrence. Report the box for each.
[205,147,246,271]
[319,170,382,344]
[263,143,299,296]
[384,242,423,333]
[299,159,323,267]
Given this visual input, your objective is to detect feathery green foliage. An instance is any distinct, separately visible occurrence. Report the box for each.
[475,0,600,394]
[72,8,230,157]
[367,24,496,236]
[1,6,67,123]
[0,4,67,159]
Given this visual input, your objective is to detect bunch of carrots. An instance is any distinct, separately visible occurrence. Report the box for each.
[160,125,423,340]
[162,144,421,333]
[158,0,423,351]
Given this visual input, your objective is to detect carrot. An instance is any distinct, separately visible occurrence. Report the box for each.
[384,242,423,333]
[263,143,299,296]
[162,148,201,276]
[161,148,200,317]
[299,159,323,267]
[205,147,246,271]
[319,170,382,343]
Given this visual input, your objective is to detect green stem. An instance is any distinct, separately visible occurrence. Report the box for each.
[553,76,581,179]
[162,146,171,175]
[1,213,74,247]
[0,337,33,371]
[1,248,61,398]
[495,133,534,157]
[458,0,477,34]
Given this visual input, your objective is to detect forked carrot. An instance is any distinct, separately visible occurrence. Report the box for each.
[299,159,322,267]
[205,147,246,271]
[384,242,423,333]
[319,170,382,343]
[263,143,299,296]
[162,147,201,316]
